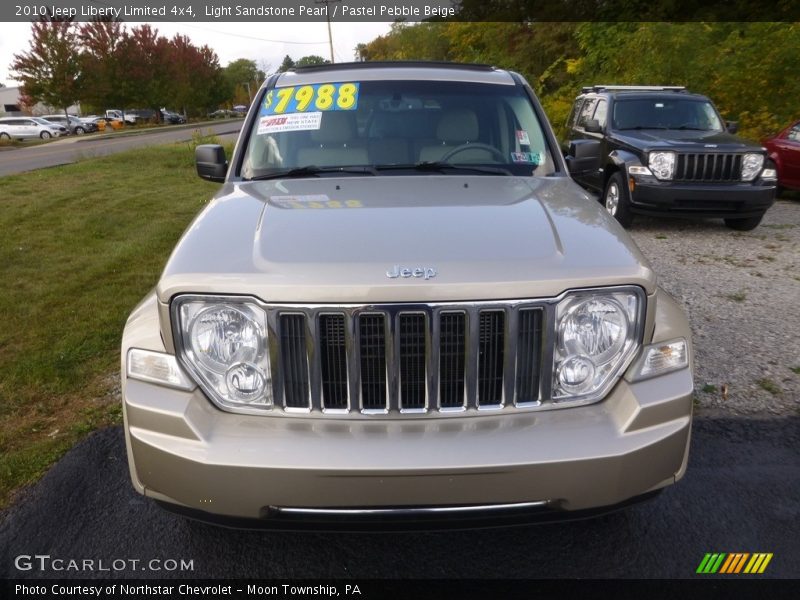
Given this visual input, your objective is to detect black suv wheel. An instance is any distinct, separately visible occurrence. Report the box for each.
[604,172,634,228]
[724,215,764,231]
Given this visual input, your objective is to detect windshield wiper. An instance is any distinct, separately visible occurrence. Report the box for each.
[617,126,669,130]
[374,162,514,176]
[247,165,378,181]
[674,126,713,131]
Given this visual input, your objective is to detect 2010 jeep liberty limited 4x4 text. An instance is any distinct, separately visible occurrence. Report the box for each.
[121,62,693,527]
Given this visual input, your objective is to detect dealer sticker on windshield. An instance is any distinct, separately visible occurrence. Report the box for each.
[261,82,360,115]
[511,151,544,165]
[257,112,322,135]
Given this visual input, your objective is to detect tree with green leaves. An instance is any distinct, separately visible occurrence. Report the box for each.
[295,55,329,67]
[10,19,82,120]
[278,55,295,72]
[223,58,265,105]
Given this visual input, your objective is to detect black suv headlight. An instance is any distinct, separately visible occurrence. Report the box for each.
[648,151,676,180]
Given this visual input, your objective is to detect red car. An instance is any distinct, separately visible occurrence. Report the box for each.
[764,120,800,193]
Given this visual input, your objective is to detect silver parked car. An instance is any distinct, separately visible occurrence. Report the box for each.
[42,114,97,134]
[0,116,63,140]
[121,62,694,526]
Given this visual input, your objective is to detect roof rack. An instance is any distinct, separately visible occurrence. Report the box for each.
[581,85,687,94]
[289,61,497,73]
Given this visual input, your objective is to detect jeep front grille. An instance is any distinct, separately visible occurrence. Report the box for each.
[265,302,546,415]
[674,152,743,182]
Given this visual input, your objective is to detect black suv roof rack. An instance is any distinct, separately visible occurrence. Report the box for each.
[290,61,496,73]
[581,85,687,94]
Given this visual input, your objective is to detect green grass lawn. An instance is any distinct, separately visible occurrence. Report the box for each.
[0,140,223,508]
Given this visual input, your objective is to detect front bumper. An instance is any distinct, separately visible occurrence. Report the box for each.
[121,289,693,524]
[630,180,775,218]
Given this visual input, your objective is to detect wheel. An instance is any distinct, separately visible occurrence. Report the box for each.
[40,131,51,139]
[0,132,10,140]
[603,172,634,228]
[74,127,85,135]
[439,142,507,163]
[724,214,764,231]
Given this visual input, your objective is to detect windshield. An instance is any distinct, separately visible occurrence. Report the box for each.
[612,98,723,131]
[31,118,52,126]
[241,79,555,179]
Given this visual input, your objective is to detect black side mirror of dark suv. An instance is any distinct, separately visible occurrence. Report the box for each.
[565,139,602,174]
[584,119,602,133]
[726,121,738,134]
[196,144,228,183]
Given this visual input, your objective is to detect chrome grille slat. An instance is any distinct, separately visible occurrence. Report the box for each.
[279,314,310,409]
[319,314,348,410]
[674,152,743,182]
[478,310,505,407]
[516,309,542,405]
[399,313,427,410]
[359,313,388,411]
[439,312,467,409]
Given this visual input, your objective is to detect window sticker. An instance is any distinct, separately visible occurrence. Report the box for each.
[257,112,322,135]
[511,152,544,165]
[516,130,531,145]
[261,82,360,116]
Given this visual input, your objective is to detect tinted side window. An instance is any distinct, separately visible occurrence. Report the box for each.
[593,100,608,128]
[577,98,598,128]
[567,98,584,130]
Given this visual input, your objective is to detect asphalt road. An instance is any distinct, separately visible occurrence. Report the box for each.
[1,417,797,579]
[0,121,242,177]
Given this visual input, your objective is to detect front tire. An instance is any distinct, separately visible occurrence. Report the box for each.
[603,172,634,228]
[74,127,85,135]
[725,214,764,231]
[40,131,51,139]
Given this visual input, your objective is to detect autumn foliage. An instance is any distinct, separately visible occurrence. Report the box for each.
[11,18,229,118]
[358,22,800,142]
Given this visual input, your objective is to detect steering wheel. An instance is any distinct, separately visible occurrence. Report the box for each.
[439,143,507,163]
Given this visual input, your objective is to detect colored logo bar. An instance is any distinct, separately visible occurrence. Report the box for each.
[696,553,773,574]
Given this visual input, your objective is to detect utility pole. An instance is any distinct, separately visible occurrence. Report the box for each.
[315,0,341,63]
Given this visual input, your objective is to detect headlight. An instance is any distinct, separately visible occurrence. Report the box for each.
[648,151,676,180]
[741,153,764,181]
[173,297,273,411]
[553,288,644,402]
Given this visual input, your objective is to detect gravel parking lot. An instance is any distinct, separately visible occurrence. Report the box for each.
[629,199,800,417]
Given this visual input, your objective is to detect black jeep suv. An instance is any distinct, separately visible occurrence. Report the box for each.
[563,85,777,230]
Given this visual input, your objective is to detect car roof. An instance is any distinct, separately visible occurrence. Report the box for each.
[274,61,516,87]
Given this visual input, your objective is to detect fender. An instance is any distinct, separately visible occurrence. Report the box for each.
[608,149,644,174]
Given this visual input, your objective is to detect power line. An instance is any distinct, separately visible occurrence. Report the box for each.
[176,23,328,45]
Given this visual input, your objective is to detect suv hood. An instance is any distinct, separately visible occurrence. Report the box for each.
[613,129,763,152]
[158,176,655,303]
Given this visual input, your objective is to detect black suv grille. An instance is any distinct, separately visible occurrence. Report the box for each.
[674,153,742,182]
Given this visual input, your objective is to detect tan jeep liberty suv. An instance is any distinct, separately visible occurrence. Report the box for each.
[121,62,693,527]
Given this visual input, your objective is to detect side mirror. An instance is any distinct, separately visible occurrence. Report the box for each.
[726,121,738,134]
[565,139,602,174]
[584,119,602,134]
[195,144,227,182]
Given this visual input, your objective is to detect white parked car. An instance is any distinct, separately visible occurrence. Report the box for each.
[0,116,63,140]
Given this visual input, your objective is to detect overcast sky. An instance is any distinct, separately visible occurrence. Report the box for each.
[0,21,393,87]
